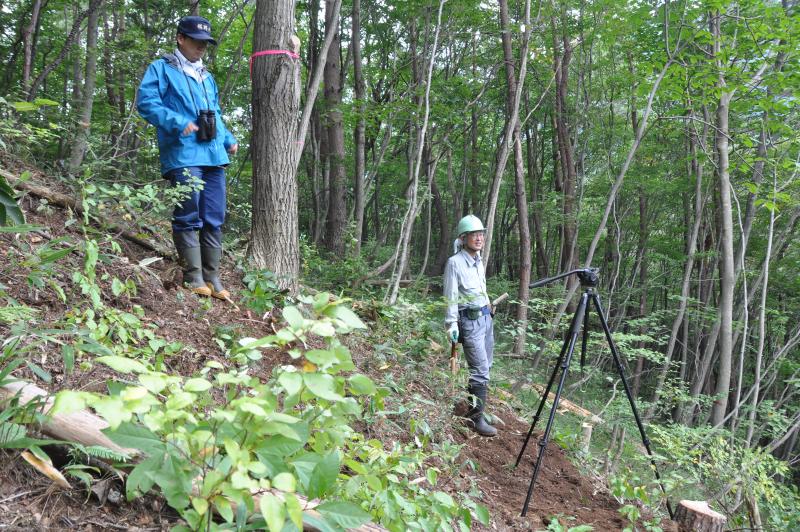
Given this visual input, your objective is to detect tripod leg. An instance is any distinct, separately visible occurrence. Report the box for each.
[590,293,675,519]
[580,303,590,372]
[514,328,571,468]
[521,293,588,517]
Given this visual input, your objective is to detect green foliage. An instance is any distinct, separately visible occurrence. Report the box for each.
[240,268,284,315]
[50,294,479,531]
[650,424,800,529]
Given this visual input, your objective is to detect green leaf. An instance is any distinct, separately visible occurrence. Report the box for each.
[282,306,304,329]
[304,349,337,366]
[432,491,455,507]
[307,451,340,499]
[10,101,37,112]
[213,496,234,523]
[50,390,93,416]
[284,492,303,530]
[303,373,343,402]
[103,421,164,456]
[97,356,148,374]
[92,396,130,429]
[348,374,377,395]
[331,306,367,330]
[259,493,286,532]
[184,377,212,392]
[278,371,303,395]
[111,278,125,297]
[272,471,296,492]
[474,503,490,525]
[316,501,372,529]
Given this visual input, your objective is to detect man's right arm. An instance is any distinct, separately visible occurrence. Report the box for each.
[443,259,459,326]
[136,62,189,135]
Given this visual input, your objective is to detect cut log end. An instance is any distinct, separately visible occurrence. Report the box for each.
[674,500,727,532]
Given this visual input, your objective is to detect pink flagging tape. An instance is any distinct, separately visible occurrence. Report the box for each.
[250,49,300,76]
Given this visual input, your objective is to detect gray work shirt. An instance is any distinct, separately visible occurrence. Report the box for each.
[443,250,490,325]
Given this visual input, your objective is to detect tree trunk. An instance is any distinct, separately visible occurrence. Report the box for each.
[710,10,735,427]
[323,0,347,257]
[351,0,366,254]
[498,0,531,358]
[27,0,104,100]
[674,501,726,532]
[250,0,301,292]
[67,0,103,175]
[22,0,44,92]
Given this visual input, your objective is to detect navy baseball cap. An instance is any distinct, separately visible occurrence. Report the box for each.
[177,16,217,45]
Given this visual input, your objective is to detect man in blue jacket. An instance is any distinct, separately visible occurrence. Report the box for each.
[137,15,237,299]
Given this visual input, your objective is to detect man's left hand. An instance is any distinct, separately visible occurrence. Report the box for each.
[227,144,239,155]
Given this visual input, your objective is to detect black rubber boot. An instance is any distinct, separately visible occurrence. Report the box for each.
[173,231,211,296]
[200,228,229,299]
[466,382,497,437]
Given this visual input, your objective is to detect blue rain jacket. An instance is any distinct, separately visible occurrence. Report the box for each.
[137,54,237,175]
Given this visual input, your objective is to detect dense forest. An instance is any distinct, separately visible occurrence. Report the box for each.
[1,0,799,530]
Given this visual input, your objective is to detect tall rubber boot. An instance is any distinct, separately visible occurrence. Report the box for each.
[173,231,212,296]
[200,228,229,300]
[466,382,497,437]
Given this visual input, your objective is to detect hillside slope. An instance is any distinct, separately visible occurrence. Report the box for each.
[0,163,644,531]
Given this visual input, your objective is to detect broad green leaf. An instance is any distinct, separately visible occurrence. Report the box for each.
[307,451,340,499]
[92,396,130,429]
[184,377,212,392]
[284,492,303,530]
[272,471,296,492]
[138,372,169,394]
[278,371,303,395]
[304,349,337,366]
[259,493,286,532]
[474,503,490,525]
[191,496,209,515]
[282,306,304,329]
[96,356,148,374]
[50,390,93,416]
[317,501,372,529]
[213,496,234,523]
[348,374,377,395]
[303,373,343,402]
[331,306,367,330]
[103,421,164,456]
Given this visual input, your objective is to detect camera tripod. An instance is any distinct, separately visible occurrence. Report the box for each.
[514,268,673,518]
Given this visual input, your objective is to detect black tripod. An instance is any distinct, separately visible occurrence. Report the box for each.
[514,268,673,518]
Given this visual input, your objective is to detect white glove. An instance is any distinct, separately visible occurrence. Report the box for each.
[447,322,459,344]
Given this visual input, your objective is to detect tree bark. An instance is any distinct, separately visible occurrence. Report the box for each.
[322,0,347,257]
[22,0,44,92]
[351,0,366,254]
[27,0,104,100]
[68,0,103,174]
[250,0,302,292]
[710,10,734,427]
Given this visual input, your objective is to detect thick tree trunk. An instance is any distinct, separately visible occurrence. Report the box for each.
[250,0,301,292]
[323,0,347,257]
[68,0,103,174]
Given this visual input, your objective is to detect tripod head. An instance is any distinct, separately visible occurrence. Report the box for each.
[529,267,600,289]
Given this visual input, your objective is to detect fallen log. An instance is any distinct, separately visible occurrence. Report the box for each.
[673,500,726,532]
[1,168,175,259]
[527,383,604,424]
[0,380,386,531]
[0,380,137,457]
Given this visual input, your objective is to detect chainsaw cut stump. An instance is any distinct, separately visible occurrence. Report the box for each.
[674,500,726,532]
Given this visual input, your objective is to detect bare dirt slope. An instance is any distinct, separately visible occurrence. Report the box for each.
[0,164,636,531]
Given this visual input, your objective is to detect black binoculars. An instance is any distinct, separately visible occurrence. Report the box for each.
[196,109,217,142]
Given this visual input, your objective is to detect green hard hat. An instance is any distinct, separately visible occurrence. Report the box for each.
[456,214,485,236]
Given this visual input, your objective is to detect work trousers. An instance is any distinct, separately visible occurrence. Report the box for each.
[459,313,494,386]
[166,166,226,233]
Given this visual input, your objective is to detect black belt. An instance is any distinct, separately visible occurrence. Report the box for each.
[459,305,491,319]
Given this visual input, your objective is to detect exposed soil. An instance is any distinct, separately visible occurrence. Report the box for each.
[0,162,649,530]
